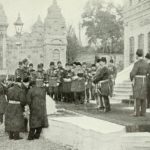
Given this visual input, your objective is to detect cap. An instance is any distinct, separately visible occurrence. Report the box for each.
[50,62,55,66]
[29,63,33,67]
[145,53,150,59]
[136,49,143,57]
[57,61,62,64]
[100,57,107,63]
[15,77,22,83]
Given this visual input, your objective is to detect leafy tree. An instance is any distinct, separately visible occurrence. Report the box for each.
[66,25,81,63]
[82,0,123,54]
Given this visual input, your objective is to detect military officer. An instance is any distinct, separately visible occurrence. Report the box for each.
[22,59,30,80]
[46,62,58,100]
[130,49,148,117]
[145,53,150,108]
[15,61,23,80]
[5,77,26,140]
[93,57,111,112]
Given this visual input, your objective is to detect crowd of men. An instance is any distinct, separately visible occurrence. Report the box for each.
[0,57,117,140]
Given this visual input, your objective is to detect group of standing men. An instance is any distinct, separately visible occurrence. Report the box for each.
[0,57,117,140]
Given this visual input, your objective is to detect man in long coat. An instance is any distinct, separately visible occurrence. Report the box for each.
[145,53,150,108]
[5,77,26,140]
[130,49,148,117]
[93,57,111,112]
[27,80,48,140]
[0,77,7,123]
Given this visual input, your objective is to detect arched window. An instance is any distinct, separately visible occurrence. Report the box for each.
[53,49,60,62]
[129,37,135,63]
[138,34,144,50]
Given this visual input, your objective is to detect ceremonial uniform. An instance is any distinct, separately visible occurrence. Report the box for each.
[46,68,58,100]
[93,66,111,112]
[5,84,26,140]
[108,63,117,97]
[71,66,85,104]
[130,58,148,116]
[27,84,48,140]
[62,69,73,102]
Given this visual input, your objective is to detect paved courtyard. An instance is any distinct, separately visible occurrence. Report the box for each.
[0,125,66,150]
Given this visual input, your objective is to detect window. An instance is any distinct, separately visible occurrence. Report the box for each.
[129,37,135,63]
[53,49,60,62]
[138,34,144,50]
[148,32,150,52]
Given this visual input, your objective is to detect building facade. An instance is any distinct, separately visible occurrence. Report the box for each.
[0,0,67,74]
[123,0,150,67]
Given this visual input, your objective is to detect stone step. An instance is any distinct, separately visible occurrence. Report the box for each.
[122,99,134,104]
[114,87,132,93]
[114,91,132,96]
[115,84,132,88]
[112,94,130,100]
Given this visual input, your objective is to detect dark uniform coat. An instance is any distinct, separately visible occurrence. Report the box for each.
[62,70,72,93]
[27,86,48,129]
[130,59,148,99]
[5,84,26,132]
[93,66,110,96]
[0,83,7,114]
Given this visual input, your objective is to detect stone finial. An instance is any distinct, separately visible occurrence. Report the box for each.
[14,13,24,26]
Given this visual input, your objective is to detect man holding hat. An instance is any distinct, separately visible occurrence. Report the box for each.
[93,57,111,112]
[145,52,150,108]
[130,49,148,117]
[5,77,26,140]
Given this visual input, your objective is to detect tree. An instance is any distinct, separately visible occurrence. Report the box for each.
[82,0,124,54]
[66,25,81,63]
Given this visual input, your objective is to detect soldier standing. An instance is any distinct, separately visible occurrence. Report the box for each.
[145,53,150,108]
[5,77,26,140]
[108,59,117,97]
[62,63,72,102]
[130,49,148,117]
[93,57,111,112]
[46,62,58,100]
[15,61,23,80]
[56,61,64,101]
[27,80,48,140]
[22,59,30,80]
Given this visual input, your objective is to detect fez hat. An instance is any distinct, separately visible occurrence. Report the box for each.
[50,62,55,66]
[145,53,150,59]
[136,49,143,57]
[23,77,29,83]
[15,77,22,83]
[22,58,28,64]
[57,61,62,64]
[100,57,107,63]
[29,63,33,67]
[19,61,22,65]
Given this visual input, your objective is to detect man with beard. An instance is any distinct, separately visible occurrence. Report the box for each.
[93,57,111,112]
[5,77,26,140]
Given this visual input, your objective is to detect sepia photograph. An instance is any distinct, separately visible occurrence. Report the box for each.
[0,0,149,149]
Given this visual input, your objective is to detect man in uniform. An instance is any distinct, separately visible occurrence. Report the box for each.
[108,59,117,97]
[15,61,23,80]
[56,61,64,101]
[130,49,148,117]
[5,77,26,140]
[145,53,150,108]
[22,59,30,81]
[46,62,58,100]
[93,57,111,112]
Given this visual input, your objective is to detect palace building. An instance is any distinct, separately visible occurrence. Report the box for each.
[0,0,67,74]
[123,0,150,67]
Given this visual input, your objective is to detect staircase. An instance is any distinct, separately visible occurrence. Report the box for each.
[111,64,134,103]
[121,133,150,150]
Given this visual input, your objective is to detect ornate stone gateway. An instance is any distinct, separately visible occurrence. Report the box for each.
[0,0,67,73]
